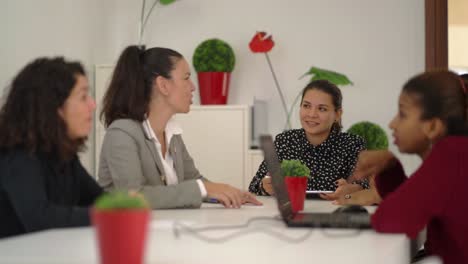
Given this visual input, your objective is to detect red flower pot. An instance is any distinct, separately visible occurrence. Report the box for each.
[284,177,308,212]
[197,72,231,105]
[92,209,150,264]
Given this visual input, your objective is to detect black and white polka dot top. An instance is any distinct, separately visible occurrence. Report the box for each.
[248,128,366,195]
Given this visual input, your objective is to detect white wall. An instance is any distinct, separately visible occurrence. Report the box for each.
[97,0,425,174]
[1,0,425,175]
[0,0,107,172]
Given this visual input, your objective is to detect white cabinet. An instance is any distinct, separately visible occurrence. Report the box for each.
[175,105,249,190]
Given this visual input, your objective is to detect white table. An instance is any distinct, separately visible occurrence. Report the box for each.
[0,197,409,264]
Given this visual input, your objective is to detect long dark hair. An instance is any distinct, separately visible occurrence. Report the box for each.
[403,71,468,136]
[301,79,343,131]
[100,46,183,127]
[0,57,86,160]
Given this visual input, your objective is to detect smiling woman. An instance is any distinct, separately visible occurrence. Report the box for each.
[249,80,367,196]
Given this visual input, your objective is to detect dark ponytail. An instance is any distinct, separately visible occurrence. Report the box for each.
[403,71,468,136]
[100,45,183,127]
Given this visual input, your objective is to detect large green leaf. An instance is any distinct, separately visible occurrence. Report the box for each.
[301,67,353,86]
[160,0,176,5]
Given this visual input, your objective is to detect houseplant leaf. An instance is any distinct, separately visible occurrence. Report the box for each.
[160,0,176,5]
[301,67,353,86]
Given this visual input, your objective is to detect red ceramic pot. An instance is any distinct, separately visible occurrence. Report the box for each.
[284,177,308,212]
[92,209,150,264]
[197,72,231,104]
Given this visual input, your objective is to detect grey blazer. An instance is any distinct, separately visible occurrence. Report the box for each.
[98,119,204,209]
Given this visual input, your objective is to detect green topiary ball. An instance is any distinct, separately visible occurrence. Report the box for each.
[347,121,389,150]
[193,38,235,72]
[94,192,148,210]
[280,160,311,178]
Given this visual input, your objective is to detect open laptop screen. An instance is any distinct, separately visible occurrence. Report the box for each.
[260,135,294,219]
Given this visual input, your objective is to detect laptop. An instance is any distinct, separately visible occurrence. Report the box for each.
[260,135,371,229]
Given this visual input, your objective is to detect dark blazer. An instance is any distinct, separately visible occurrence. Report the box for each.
[98,119,205,209]
[0,149,103,238]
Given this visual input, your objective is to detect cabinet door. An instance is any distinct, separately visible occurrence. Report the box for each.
[175,106,249,190]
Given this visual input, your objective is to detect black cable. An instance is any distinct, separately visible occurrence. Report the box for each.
[173,216,315,243]
[172,215,364,243]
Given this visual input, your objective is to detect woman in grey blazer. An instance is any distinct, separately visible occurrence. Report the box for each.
[98,46,261,209]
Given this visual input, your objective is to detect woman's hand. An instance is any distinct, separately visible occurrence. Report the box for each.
[320,179,363,201]
[204,182,262,208]
[204,182,243,208]
[241,191,263,205]
[348,150,397,182]
[261,176,274,196]
[332,175,382,206]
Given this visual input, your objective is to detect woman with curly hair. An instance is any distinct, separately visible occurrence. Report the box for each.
[0,57,103,238]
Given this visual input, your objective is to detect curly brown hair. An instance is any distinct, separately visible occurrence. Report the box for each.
[0,57,87,160]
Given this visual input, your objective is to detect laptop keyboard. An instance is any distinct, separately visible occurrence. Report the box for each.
[290,213,371,229]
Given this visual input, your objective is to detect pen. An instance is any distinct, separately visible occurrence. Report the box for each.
[207,198,219,203]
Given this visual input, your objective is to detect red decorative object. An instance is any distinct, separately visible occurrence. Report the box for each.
[249,32,275,53]
[92,209,150,264]
[248,31,291,128]
[284,177,308,212]
[197,72,231,104]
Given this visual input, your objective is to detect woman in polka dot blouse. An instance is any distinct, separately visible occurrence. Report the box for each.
[249,80,367,198]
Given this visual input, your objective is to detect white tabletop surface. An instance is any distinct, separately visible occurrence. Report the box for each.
[0,197,409,264]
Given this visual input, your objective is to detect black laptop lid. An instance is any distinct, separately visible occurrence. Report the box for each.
[260,135,293,219]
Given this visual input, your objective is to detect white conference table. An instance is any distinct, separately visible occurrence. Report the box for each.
[0,197,410,264]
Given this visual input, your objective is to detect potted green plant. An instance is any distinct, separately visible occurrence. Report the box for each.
[347,121,389,150]
[192,38,236,104]
[281,160,311,212]
[92,192,150,264]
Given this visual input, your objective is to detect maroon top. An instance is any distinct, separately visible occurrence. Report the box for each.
[371,136,468,264]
